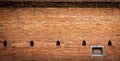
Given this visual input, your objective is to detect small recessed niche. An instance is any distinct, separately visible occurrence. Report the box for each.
[82,40,86,46]
[3,40,7,47]
[56,40,60,46]
[91,46,104,56]
[30,40,34,47]
[108,40,112,46]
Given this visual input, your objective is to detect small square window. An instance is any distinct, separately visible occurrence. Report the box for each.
[91,46,104,56]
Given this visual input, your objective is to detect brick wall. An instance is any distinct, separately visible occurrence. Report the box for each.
[0,7,120,61]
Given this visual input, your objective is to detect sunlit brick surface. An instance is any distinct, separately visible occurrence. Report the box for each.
[0,8,120,61]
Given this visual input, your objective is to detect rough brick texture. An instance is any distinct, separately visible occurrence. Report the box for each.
[0,6,120,61]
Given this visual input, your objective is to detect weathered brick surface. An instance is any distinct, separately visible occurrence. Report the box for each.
[0,8,120,61]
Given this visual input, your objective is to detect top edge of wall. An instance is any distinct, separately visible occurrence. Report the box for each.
[0,0,120,2]
[0,1,120,8]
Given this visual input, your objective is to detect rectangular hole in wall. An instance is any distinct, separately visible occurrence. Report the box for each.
[91,46,104,56]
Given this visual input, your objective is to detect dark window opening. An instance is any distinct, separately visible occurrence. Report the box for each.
[56,40,60,46]
[30,40,34,47]
[3,40,7,47]
[82,40,86,46]
[108,40,112,46]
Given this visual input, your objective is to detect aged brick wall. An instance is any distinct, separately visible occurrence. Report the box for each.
[0,6,120,61]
